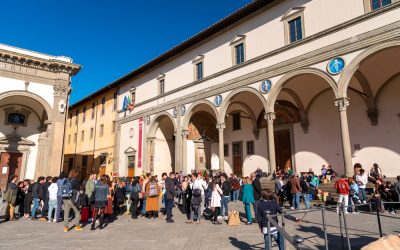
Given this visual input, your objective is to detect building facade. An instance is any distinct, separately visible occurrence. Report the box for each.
[0,44,80,190]
[95,0,399,178]
[63,88,119,180]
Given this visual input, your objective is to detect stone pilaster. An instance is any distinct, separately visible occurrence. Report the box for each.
[181,130,189,174]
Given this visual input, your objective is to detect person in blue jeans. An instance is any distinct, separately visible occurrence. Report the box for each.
[256,190,284,250]
[219,174,231,219]
[31,176,45,220]
[300,174,310,209]
[241,177,255,225]
[290,174,302,210]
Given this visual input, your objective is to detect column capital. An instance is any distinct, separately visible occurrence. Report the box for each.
[181,129,189,137]
[335,97,350,112]
[216,123,225,131]
[264,112,276,124]
[146,137,155,142]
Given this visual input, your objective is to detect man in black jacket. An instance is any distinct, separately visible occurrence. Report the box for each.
[39,176,52,221]
[220,173,231,220]
[163,172,176,223]
[251,172,262,222]
[31,176,45,220]
[5,175,18,221]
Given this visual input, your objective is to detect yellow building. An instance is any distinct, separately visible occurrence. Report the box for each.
[63,86,119,180]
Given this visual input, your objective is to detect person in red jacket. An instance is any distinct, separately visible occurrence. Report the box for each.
[335,175,350,214]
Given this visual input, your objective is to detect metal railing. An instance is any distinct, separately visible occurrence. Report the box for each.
[264,200,400,250]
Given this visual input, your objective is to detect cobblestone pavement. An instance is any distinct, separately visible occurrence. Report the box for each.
[0,201,399,250]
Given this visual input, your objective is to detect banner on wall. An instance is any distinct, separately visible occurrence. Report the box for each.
[138,117,143,168]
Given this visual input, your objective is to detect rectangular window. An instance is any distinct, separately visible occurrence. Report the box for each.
[90,127,94,139]
[82,155,88,167]
[159,79,165,95]
[75,110,79,125]
[73,133,77,143]
[68,158,74,171]
[81,130,84,141]
[232,113,241,130]
[234,43,245,65]
[113,92,118,111]
[68,135,71,144]
[246,141,255,155]
[99,124,104,137]
[101,97,106,116]
[289,17,303,43]
[91,102,96,120]
[196,62,203,80]
[224,144,229,157]
[100,154,107,166]
[82,107,86,123]
[371,0,391,10]
[112,121,116,133]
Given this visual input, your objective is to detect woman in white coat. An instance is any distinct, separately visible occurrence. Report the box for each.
[210,177,223,224]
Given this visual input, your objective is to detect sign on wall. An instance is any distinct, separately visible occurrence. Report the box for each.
[180,105,186,116]
[122,94,135,111]
[327,57,345,75]
[214,95,223,107]
[260,79,272,94]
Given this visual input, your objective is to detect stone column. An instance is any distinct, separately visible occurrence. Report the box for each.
[34,131,48,178]
[146,137,155,174]
[335,97,353,177]
[113,122,122,174]
[175,108,182,173]
[265,112,276,174]
[216,123,225,172]
[181,130,189,174]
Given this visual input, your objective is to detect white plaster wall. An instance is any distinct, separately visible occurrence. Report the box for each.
[28,82,54,108]
[0,77,25,93]
[118,120,140,177]
[186,140,195,174]
[25,133,39,179]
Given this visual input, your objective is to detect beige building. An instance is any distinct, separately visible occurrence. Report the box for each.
[0,44,80,190]
[76,0,400,178]
[63,86,119,180]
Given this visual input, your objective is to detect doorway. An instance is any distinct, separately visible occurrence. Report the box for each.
[0,152,23,191]
[232,142,242,176]
[274,129,292,172]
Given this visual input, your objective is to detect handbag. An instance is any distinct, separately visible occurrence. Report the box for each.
[228,210,240,226]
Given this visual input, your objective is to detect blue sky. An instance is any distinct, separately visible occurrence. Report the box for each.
[1,0,251,103]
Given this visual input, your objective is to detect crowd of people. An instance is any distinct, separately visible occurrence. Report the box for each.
[1,163,399,250]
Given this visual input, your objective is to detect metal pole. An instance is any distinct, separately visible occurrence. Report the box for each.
[342,204,351,250]
[375,200,383,237]
[281,211,286,250]
[265,211,272,250]
[338,205,345,250]
[321,205,328,250]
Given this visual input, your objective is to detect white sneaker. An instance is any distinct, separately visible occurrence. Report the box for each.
[390,211,396,215]
[224,216,228,220]
[345,212,349,214]
[362,201,366,204]
[290,207,295,210]
[352,212,359,214]
[217,215,222,220]
[357,200,361,204]
[53,219,57,222]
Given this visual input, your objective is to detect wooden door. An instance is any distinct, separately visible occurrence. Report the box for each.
[232,142,242,176]
[274,130,292,172]
[0,152,22,191]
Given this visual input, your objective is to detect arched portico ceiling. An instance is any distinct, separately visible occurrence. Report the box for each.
[338,40,400,97]
[218,87,267,124]
[182,100,218,130]
[0,90,53,122]
[147,111,177,138]
[266,68,339,113]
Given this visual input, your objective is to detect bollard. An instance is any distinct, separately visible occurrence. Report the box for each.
[281,211,286,250]
[293,235,304,250]
[342,204,352,250]
[321,205,329,250]
[338,205,345,250]
[375,200,383,237]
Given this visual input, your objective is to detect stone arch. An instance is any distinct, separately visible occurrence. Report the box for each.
[218,86,267,124]
[281,88,307,122]
[147,111,177,138]
[0,90,53,122]
[338,40,400,97]
[375,72,400,103]
[266,68,339,113]
[182,100,219,130]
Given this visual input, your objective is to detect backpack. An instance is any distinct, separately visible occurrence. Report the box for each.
[193,188,202,197]
[301,180,309,192]
[148,183,158,198]
[61,179,73,198]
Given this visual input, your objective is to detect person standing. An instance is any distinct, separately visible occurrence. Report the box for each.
[23,179,32,219]
[39,176,52,221]
[47,177,58,222]
[251,172,262,222]
[290,174,302,210]
[192,172,206,220]
[129,177,140,219]
[91,174,109,230]
[231,175,241,202]
[145,176,160,219]
[5,175,18,221]
[16,181,25,218]
[55,172,66,222]
[395,176,400,205]
[242,177,255,225]
[31,176,45,220]
[356,169,368,203]
[300,173,310,209]
[210,177,223,225]
[335,175,350,214]
[62,169,82,232]
[164,172,176,223]
[219,173,231,220]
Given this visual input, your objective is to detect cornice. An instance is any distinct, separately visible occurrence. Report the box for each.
[0,49,81,75]
[117,21,400,124]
